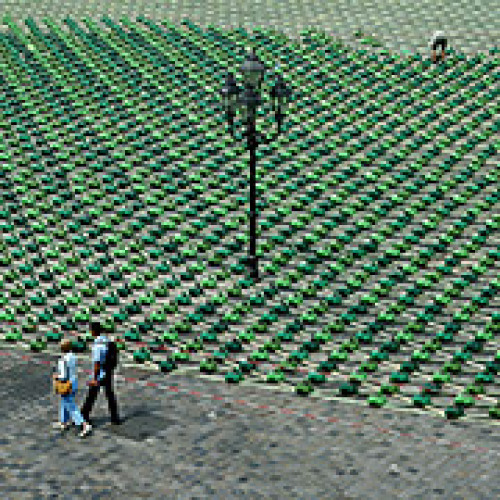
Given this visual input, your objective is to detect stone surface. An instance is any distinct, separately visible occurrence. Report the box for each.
[0,2,499,498]
[1,0,499,56]
[1,348,500,499]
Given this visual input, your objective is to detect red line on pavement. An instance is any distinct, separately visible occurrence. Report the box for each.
[0,349,496,456]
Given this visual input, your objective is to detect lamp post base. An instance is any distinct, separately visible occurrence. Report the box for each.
[246,256,259,281]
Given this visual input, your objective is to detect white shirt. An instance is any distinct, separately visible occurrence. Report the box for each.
[58,353,76,379]
[57,352,78,392]
[429,31,446,48]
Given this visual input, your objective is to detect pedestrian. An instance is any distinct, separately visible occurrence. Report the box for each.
[429,31,447,63]
[52,338,92,438]
[80,322,121,425]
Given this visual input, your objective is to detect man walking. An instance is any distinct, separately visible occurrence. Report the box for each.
[81,322,121,425]
[429,31,447,63]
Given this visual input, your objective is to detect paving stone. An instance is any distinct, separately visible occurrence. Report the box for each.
[1,0,499,57]
[0,2,499,498]
[1,349,500,498]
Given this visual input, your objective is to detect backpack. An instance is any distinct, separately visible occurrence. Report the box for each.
[104,340,119,371]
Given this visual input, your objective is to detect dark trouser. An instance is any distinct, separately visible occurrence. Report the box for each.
[81,373,119,422]
[431,38,447,51]
[431,38,447,62]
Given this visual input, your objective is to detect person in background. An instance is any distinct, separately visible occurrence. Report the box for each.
[52,338,92,438]
[80,322,121,425]
[429,31,447,63]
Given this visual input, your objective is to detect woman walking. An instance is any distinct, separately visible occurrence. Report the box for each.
[52,338,92,438]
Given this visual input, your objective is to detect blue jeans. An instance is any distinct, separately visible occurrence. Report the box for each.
[60,391,84,426]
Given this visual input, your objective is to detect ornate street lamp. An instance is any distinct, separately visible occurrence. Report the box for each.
[221,50,291,280]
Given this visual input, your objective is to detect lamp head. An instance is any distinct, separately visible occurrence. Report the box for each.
[240,50,265,89]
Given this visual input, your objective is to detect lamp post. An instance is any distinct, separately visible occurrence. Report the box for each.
[221,50,291,280]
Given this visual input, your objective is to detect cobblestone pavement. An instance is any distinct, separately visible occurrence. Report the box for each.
[2,0,499,56]
[1,348,500,499]
[1,2,499,498]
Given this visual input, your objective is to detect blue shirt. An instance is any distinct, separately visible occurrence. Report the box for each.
[91,335,109,381]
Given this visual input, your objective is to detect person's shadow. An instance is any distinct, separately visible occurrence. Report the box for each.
[98,408,168,441]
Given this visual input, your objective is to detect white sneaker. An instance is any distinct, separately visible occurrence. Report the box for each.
[79,422,92,438]
[52,422,70,431]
